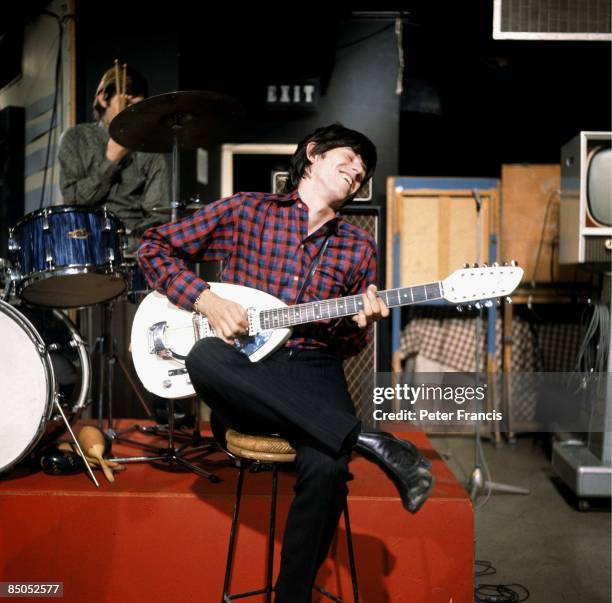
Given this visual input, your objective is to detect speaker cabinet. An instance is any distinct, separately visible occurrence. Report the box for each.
[220,144,385,424]
[340,205,383,425]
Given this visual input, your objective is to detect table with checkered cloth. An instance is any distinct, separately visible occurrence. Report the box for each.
[398,307,583,424]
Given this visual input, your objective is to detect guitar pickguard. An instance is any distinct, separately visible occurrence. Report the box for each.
[234,331,275,358]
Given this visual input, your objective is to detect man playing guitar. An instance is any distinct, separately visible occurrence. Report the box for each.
[138,124,433,603]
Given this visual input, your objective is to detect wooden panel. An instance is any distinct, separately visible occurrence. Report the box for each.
[500,164,581,283]
[395,189,494,284]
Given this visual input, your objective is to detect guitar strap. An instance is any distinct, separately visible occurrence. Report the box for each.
[295,234,331,304]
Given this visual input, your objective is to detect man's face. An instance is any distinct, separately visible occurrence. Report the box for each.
[307,145,367,205]
[99,92,145,125]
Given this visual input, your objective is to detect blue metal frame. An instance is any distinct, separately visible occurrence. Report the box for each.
[390,177,500,360]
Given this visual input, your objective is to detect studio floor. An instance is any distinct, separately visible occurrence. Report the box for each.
[429,434,611,603]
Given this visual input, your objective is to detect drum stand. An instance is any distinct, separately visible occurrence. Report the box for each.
[93,301,219,482]
[53,398,101,488]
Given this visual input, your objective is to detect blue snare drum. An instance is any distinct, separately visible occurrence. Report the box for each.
[9,206,127,308]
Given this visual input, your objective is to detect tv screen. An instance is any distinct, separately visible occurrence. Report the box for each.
[587,146,611,227]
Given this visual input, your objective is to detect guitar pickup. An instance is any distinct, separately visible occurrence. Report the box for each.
[168,368,188,377]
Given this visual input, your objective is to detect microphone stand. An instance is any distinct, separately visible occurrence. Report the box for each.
[466,189,529,502]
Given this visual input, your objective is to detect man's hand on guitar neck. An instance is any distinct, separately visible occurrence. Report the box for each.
[351,284,389,329]
[195,289,249,345]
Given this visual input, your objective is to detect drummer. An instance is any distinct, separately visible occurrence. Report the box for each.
[58,64,170,255]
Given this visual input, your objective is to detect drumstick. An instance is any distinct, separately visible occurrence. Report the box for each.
[114,59,121,98]
[122,63,127,105]
[114,59,125,111]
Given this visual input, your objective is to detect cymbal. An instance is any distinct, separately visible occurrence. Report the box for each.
[109,90,244,153]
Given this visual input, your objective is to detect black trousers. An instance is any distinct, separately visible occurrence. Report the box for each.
[186,338,361,603]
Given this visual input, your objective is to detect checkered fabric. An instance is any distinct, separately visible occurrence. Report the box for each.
[138,190,377,358]
[399,308,583,422]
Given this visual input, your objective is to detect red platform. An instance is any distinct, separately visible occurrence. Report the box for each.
[0,421,473,603]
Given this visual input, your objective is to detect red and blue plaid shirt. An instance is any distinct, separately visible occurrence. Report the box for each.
[138,190,377,358]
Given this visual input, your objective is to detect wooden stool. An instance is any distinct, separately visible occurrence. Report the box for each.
[222,429,359,603]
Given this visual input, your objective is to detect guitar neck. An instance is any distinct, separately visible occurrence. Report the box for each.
[259,281,444,330]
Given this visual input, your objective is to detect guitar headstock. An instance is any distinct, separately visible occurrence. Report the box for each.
[442,262,523,305]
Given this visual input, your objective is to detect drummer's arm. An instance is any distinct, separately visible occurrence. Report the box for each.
[58,127,119,204]
[137,193,241,312]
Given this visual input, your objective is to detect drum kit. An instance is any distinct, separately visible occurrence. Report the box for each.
[0,90,243,485]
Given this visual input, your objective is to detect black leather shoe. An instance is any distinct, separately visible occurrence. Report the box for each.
[354,432,434,513]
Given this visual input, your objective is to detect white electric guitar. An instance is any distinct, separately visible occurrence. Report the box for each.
[131,263,523,398]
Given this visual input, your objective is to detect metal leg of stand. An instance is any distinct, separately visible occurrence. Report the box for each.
[469,466,530,497]
[465,206,529,500]
[107,396,219,481]
[54,397,99,488]
[84,136,219,480]
[96,333,105,431]
[114,352,154,418]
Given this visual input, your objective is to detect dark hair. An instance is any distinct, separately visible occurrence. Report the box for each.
[283,123,377,200]
[92,65,149,121]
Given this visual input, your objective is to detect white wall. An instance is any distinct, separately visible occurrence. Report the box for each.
[0,0,74,213]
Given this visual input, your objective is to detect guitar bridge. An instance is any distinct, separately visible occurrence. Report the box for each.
[191,308,258,339]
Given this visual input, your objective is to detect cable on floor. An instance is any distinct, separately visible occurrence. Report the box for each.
[474,560,529,601]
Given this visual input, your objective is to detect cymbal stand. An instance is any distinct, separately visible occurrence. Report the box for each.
[92,300,219,482]
[109,396,220,482]
[96,117,219,480]
[170,114,181,223]
[92,302,154,430]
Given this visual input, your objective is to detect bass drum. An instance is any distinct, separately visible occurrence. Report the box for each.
[0,300,91,473]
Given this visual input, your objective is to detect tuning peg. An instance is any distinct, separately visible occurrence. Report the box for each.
[467,304,473,311]
[472,263,479,268]
[484,300,493,308]
[481,263,488,268]
[505,296,512,304]
[497,299,502,306]
[492,262,499,267]
[464,263,470,268]
[510,260,519,267]
[503,262,508,266]
[456,305,463,312]
[474,302,482,310]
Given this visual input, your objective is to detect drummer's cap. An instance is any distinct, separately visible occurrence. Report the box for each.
[93,65,148,120]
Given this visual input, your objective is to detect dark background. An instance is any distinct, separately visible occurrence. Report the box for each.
[1,2,610,382]
[72,2,611,195]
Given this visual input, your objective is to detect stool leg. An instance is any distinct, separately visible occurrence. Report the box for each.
[343,501,360,603]
[223,461,245,603]
[266,463,278,603]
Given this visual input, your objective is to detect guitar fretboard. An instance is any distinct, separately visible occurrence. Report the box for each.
[259,282,444,330]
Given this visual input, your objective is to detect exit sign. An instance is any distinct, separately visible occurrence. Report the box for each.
[265,80,319,111]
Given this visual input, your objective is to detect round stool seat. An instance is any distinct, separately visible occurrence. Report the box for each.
[226,430,296,463]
